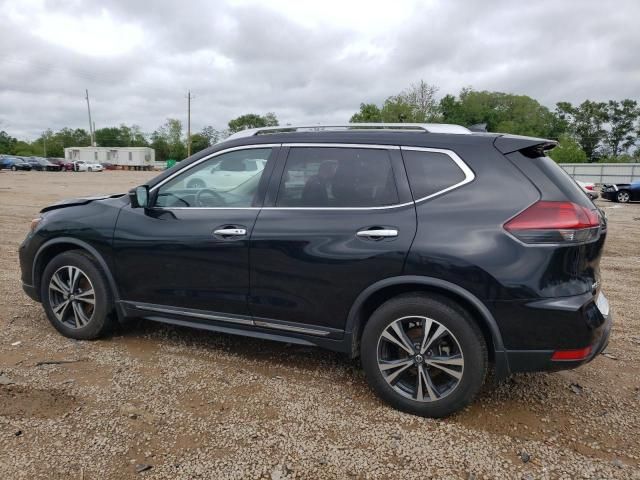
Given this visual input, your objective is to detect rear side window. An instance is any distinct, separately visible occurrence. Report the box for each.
[402,150,466,200]
[277,147,399,207]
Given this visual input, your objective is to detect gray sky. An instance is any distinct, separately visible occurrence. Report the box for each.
[1,0,639,139]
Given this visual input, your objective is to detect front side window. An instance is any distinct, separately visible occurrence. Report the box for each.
[276,147,398,207]
[155,148,272,208]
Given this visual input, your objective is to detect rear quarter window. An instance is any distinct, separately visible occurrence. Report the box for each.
[402,150,467,200]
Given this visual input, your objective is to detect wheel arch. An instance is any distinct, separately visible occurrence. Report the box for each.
[345,276,510,380]
[32,237,121,305]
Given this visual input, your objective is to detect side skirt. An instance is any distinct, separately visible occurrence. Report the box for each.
[118,301,350,353]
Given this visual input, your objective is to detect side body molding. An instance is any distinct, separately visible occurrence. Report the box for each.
[344,275,510,380]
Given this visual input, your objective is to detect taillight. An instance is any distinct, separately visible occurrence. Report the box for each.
[504,201,601,244]
[551,346,592,361]
[585,185,594,191]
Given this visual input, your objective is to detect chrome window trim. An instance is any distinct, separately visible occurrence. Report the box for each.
[400,146,476,204]
[150,143,475,211]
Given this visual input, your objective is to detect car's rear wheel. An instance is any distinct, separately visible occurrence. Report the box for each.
[41,251,114,339]
[11,165,16,171]
[361,293,487,418]
[617,190,630,203]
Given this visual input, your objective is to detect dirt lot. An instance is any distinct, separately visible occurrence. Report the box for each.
[0,170,639,479]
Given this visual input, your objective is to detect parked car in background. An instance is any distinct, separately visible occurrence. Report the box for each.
[73,161,104,172]
[185,157,267,189]
[0,156,32,171]
[601,181,640,203]
[576,180,599,200]
[19,123,612,418]
[101,162,117,170]
[24,157,45,171]
[24,157,61,171]
[48,158,74,171]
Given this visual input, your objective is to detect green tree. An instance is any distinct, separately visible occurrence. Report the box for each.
[350,103,382,122]
[0,130,17,154]
[380,96,415,122]
[200,126,223,145]
[12,141,37,157]
[95,124,149,147]
[604,99,638,156]
[397,80,439,122]
[55,128,91,147]
[95,127,123,147]
[556,100,608,162]
[190,133,210,154]
[151,118,185,162]
[228,113,279,133]
[440,89,564,138]
[548,135,588,163]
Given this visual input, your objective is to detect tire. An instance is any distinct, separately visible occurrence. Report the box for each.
[40,250,114,340]
[361,293,488,418]
[88,167,92,172]
[617,190,630,203]
[11,165,16,171]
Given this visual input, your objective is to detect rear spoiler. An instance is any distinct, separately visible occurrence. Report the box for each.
[493,134,557,156]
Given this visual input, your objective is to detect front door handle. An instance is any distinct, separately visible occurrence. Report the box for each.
[356,228,398,239]
[213,227,247,236]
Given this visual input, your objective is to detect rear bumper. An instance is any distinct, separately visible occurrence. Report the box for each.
[22,282,40,302]
[505,292,612,373]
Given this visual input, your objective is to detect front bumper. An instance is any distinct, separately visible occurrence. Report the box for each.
[505,291,612,373]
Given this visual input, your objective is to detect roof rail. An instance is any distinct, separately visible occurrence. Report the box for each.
[225,123,472,141]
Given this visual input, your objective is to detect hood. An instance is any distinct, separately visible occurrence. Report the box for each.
[40,193,125,213]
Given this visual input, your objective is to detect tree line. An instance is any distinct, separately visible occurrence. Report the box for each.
[0,112,279,164]
[1,83,638,163]
[350,81,640,163]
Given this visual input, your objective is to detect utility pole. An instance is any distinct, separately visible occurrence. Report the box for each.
[85,89,95,146]
[187,90,192,157]
[43,134,47,157]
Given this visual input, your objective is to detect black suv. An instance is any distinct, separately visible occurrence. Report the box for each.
[19,123,612,417]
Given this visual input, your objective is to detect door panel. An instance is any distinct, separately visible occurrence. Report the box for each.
[113,207,259,314]
[249,146,416,330]
[113,146,277,315]
[249,207,416,329]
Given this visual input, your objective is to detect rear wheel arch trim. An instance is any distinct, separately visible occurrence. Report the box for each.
[345,276,509,377]
[32,237,120,303]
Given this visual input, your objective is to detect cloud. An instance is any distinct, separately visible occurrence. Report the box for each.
[0,0,638,139]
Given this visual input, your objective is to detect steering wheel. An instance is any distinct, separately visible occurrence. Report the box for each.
[196,188,225,207]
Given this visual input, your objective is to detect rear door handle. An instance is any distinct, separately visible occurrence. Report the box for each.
[213,228,247,236]
[356,228,398,239]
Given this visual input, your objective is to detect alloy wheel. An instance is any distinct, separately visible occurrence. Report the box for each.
[617,191,630,203]
[48,266,96,329]
[377,316,464,402]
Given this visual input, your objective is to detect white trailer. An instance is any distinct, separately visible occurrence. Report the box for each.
[64,147,155,170]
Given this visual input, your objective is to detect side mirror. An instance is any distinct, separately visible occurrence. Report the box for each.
[129,185,150,208]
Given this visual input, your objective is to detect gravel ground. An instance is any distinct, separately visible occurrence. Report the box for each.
[0,170,639,479]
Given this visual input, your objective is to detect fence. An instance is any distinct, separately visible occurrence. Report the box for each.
[559,163,640,184]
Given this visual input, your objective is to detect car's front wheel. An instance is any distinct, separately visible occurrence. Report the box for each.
[11,165,17,171]
[617,190,630,203]
[361,293,487,418]
[41,251,114,340]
